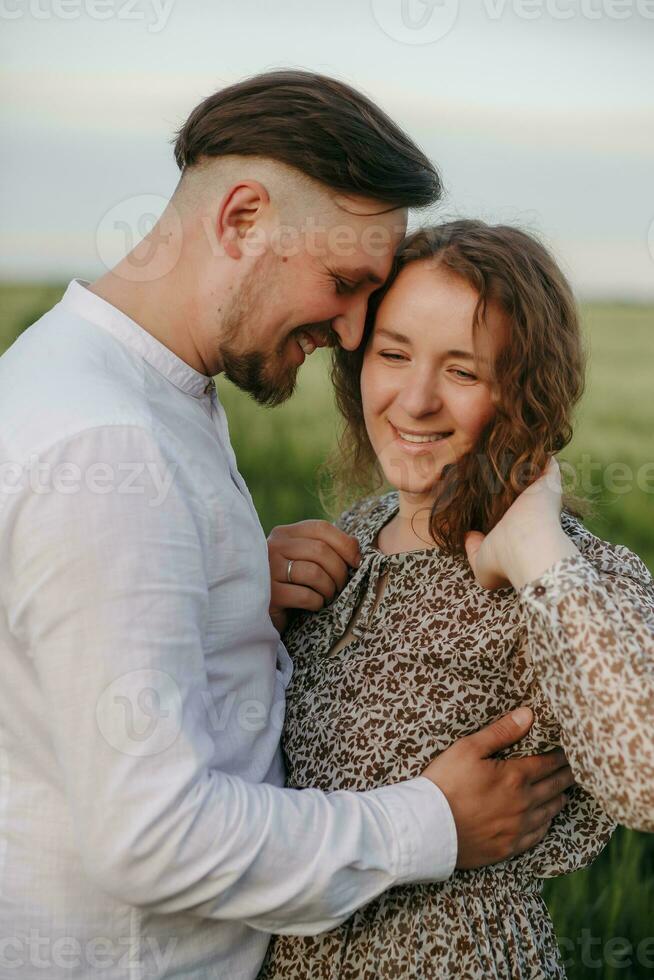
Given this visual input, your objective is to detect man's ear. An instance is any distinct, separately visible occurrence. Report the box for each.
[216,181,269,260]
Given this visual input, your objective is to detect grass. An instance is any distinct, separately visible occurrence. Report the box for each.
[2,283,653,978]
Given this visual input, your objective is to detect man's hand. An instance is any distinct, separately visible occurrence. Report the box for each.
[267,520,361,633]
[422,708,574,869]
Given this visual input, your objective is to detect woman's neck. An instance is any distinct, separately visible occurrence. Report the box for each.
[377,489,439,555]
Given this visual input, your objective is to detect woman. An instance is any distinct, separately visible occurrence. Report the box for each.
[260,221,654,978]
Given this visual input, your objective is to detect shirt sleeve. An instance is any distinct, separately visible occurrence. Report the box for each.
[519,524,654,832]
[1,424,456,936]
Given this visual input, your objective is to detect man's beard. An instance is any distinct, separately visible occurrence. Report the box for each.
[220,340,299,408]
[216,273,334,408]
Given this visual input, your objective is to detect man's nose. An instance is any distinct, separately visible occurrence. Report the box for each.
[331,297,368,352]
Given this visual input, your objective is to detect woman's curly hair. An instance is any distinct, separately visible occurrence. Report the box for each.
[327,219,586,554]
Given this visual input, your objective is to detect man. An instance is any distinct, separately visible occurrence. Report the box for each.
[0,71,572,979]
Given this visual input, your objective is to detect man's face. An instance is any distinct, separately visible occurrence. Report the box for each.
[216,198,407,406]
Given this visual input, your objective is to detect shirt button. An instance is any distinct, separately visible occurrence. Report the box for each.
[534,585,547,597]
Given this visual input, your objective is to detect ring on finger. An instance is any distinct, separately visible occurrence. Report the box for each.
[287,559,295,584]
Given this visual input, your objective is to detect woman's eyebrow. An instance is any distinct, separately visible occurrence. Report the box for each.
[446,348,476,360]
[375,327,412,344]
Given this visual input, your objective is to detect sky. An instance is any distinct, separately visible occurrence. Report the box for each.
[1,0,654,298]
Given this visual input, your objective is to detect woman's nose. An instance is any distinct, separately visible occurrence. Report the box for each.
[396,372,443,418]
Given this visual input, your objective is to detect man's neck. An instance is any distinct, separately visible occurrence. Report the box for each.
[87,270,212,376]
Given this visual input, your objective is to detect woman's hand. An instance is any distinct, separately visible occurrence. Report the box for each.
[267,520,361,634]
[465,458,578,591]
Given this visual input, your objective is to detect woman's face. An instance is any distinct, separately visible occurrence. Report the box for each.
[360,259,505,498]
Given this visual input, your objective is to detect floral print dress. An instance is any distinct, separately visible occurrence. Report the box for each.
[258,493,654,979]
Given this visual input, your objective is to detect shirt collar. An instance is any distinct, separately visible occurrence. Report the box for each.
[60,278,213,399]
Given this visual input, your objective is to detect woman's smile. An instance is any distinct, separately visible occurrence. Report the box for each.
[389,421,454,451]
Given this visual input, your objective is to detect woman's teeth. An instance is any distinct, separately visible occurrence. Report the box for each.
[297,332,316,355]
[397,430,450,444]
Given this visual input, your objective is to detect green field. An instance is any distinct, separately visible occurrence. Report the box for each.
[1,284,653,978]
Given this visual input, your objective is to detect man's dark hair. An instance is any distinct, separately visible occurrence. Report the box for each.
[173,69,441,210]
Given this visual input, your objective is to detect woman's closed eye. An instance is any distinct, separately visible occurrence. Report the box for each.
[379,350,408,362]
[449,367,478,381]
[378,353,478,379]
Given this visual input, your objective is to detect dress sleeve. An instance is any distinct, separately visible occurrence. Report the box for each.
[519,514,654,831]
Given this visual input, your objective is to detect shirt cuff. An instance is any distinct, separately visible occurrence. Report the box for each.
[368,776,458,885]
[519,553,597,609]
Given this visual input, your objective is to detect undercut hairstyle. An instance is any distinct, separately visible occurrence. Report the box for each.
[329,220,586,554]
[173,69,441,209]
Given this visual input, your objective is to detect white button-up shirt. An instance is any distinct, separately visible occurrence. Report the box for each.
[0,280,457,980]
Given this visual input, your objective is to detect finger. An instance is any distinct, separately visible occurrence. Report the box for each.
[524,456,561,497]
[543,456,562,491]
[273,539,350,592]
[528,766,575,807]
[464,531,507,590]
[465,708,534,758]
[523,793,568,832]
[271,582,327,613]
[516,748,568,784]
[513,820,552,857]
[285,520,361,568]
[273,559,337,603]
